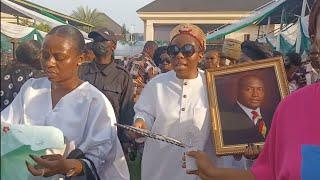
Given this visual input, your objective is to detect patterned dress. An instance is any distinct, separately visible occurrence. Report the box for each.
[0,62,44,111]
[127,53,160,102]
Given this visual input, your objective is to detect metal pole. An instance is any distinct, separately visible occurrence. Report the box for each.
[266,16,271,36]
[277,7,286,51]
[300,0,307,17]
[296,0,308,53]
[280,7,285,31]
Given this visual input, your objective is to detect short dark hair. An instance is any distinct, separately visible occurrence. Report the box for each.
[273,51,283,57]
[237,75,264,91]
[143,41,158,52]
[153,46,168,66]
[285,52,302,69]
[241,41,274,61]
[205,50,220,57]
[47,25,85,54]
[15,40,41,65]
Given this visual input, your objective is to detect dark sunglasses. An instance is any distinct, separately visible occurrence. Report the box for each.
[160,60,171,65]
[160,57,171,64]
[167,44,198,58]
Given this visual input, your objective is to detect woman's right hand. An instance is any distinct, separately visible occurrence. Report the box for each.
[128,119,148,139]
[243,144,261,160]
[133,119,148,129]
[233,144,261,161]
[26,155,83,177]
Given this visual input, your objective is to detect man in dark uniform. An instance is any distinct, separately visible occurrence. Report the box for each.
[78,28,134,143]
[220,75,273,145]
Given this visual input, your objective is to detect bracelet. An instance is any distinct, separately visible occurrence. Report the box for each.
[40,169,45,177]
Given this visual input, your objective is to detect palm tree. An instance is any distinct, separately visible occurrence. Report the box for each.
[71,6,104,32]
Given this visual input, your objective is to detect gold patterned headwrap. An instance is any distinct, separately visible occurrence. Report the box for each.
[169,24,206,51]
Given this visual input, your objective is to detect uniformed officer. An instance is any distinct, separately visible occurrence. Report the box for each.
[78,28,134,143]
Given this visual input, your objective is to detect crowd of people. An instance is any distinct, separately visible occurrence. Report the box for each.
[0,1,319,180]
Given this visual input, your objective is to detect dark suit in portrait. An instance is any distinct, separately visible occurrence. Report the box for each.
[220,103,273,146]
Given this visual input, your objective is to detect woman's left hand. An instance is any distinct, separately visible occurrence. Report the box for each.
[26,154,83,177]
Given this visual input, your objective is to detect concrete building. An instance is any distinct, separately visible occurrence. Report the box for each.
[137,0,273,43]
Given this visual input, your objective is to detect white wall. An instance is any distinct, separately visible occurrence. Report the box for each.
[226,24,275,42]
[154,24,177,41]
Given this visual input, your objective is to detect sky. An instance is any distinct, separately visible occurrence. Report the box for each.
[28,0,155,33]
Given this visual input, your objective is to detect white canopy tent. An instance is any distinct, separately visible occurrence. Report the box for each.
[2,0,64,27]
[1,21,46,40]
[207,0,312,54]
[1,0,89,39]
[258,15,310,54]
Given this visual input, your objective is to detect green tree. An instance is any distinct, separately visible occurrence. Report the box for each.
[18,18,51,33]
[121,24,129,41]
[19,18,32,26]
[71,6,104,32]
[122,24,128,34]
[35,23,51,32]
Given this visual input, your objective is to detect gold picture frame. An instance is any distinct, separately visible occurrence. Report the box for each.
[206,57,289,155]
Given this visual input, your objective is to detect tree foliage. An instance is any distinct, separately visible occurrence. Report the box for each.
[18,18,51,32]
[71,6,105,32]
[71,6,123,40]
[35,23,51,32]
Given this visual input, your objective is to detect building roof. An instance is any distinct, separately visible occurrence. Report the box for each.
[95,13,122,35]
[137,0,272,13]
[5,0,94,27]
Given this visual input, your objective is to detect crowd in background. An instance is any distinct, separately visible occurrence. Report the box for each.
[2,37,317,111]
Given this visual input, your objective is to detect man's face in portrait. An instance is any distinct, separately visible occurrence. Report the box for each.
[237,76,265,110]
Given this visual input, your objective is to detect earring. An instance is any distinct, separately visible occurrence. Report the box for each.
[77,62,82,66]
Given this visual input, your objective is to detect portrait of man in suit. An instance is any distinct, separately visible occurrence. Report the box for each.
[220,75,273,146]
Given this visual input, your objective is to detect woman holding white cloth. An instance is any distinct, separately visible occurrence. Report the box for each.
[1,25,129,180]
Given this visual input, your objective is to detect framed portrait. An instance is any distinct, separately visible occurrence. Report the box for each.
[206,57,289,155]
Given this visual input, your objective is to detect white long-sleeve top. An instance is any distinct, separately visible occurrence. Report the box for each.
[1,77,129,180]
[134,70,247,180]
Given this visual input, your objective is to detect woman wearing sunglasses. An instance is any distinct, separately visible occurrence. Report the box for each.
[131,24,247,180]
[153,46,173,73]
[159,53,173,73]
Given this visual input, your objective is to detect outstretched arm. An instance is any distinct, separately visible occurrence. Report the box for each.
[185,151,255,180]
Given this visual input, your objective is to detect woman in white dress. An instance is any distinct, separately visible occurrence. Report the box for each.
[1,25,129,180]
[131,24,249,180]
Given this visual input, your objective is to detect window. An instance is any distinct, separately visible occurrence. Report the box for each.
[244,34,250,41]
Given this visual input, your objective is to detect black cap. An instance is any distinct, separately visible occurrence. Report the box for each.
[88,28,117,42]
